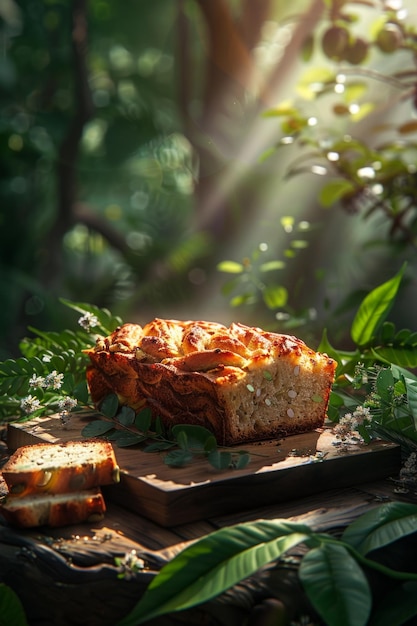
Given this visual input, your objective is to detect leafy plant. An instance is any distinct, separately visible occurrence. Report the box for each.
[0,299,122,422]
[116,502,417,626]
[217,216,313,319]
[263,0,417,246]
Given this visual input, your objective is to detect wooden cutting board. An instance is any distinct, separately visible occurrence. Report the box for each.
[6,413,401,527]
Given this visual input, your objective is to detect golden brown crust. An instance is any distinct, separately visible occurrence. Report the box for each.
[85,319,337,445]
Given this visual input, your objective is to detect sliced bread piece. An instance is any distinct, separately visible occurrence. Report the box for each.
[0,488,106,528]
[2,440,120,496]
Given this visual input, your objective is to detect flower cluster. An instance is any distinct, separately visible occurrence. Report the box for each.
[333,405,372,442]
[78,312,99,331]
[20,368,78,421]
[29,370,64,390]
[115,550,145,580]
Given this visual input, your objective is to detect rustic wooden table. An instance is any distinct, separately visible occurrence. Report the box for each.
[1,418,415,626]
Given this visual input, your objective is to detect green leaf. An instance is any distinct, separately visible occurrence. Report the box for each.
[299,543,371,626]
[372,346,417,368]
[81,420,115,438]
[342,502,417,555]
[116,520,311,626]
[259,260,286,272]
[262,285,288,309]
[207,449,232,470]
[117,406,136,427]
[171,425,215,451]
[116,434,146,447]
[234,451,251,469]
[59,298,123,334]
[164,449,194,467]
[369,581,417,626]
[0,583,28,626]
[216,261,244,274]
[319,179,357,208]
[351,265,405,347]
[135,407,152,432]
[99,393,119,418]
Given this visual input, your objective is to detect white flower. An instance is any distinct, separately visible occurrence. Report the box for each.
[57,396,78,411]
[20,395,42,414]
[44,370,64,390]
[29,374,46,389]
[78,312,99,331]
[42,355,52,363]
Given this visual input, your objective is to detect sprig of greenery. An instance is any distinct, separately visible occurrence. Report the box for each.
[82,397,251,471]
[0,299,120,422]
[116,502,417,626]
[320,263,417,453]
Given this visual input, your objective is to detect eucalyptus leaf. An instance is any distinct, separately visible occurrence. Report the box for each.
[299,542,371,626]
[172,424,215,451]
[116,434,147,447]
[207,449,232,470]
[234,451,250,469]
[116,520,311,626]
[342,502,417,555]
[81,420,115,437]
[99,393,119,418]
[117,406,136,427]
[351,264,405,347]
[135,407,152,433]
[164,449,194,467]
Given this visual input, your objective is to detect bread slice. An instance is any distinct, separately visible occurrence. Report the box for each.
[2,440,120,496]
[85,319,337,445]
[0,489,106,528]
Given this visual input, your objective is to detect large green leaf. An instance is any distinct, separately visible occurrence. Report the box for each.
[342,502,417,555]
[351,265,405,347]
[299,543,371,626]
[116,520,311,626]
[372,346,417,368]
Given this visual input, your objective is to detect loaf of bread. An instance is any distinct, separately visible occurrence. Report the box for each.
[0,489,106,528]
[85,319,337,445]
[2,440,120,496]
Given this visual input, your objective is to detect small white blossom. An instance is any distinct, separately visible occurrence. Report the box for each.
[20,395,42,414]
[42,355,52,363]
[29,374,46,389]
[57,396,78,411]
[333,406,372,442]
[78,312,99,331]
[44,370,64,390]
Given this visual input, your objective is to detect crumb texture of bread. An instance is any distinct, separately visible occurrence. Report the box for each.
[2,440,120,496]
[0,489,106,528]
[86,319,338,445]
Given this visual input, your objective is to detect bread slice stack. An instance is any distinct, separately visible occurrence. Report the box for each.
[0,440,120,528]
[85,319,337,445]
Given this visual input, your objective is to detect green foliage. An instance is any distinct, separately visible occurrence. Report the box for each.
[0,300,117,421]
[217,217,313,314]
[82,400,251,471]
[116,502,417,626]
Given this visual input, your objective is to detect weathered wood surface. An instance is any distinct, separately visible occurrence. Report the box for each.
[1,417,413,625]
[7,413,401,526]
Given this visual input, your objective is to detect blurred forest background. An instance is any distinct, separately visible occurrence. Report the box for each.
[1,0,417,358]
